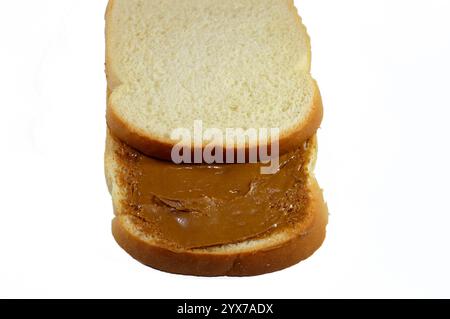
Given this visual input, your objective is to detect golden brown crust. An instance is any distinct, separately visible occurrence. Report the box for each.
[111,179,328,277]
[106,82,323,161]
[277,81,323,157]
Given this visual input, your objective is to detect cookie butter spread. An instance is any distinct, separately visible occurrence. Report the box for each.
[114,137,314,249]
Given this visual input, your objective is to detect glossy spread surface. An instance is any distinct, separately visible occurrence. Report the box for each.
[115,138,313,249]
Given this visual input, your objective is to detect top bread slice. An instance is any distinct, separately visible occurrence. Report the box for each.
[105,0,323,160]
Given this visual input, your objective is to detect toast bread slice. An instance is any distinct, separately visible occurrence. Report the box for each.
[105,0,323,160]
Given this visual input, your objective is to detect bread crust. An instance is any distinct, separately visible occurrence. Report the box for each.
[111,179,328,277]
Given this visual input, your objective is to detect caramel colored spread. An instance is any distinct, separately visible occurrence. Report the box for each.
[115,139,313,249]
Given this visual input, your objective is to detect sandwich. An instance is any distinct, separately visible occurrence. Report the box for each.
[104,0,328,276]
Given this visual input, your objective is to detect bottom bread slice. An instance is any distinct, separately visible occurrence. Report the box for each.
[105,132,328,276]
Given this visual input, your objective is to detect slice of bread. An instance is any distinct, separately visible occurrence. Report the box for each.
[105,132,328,276]
[105,0,323,160]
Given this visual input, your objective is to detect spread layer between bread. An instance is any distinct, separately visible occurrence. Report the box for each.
[111,134,316,249]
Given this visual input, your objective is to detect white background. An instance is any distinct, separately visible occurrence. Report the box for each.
[0,0,449,299]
